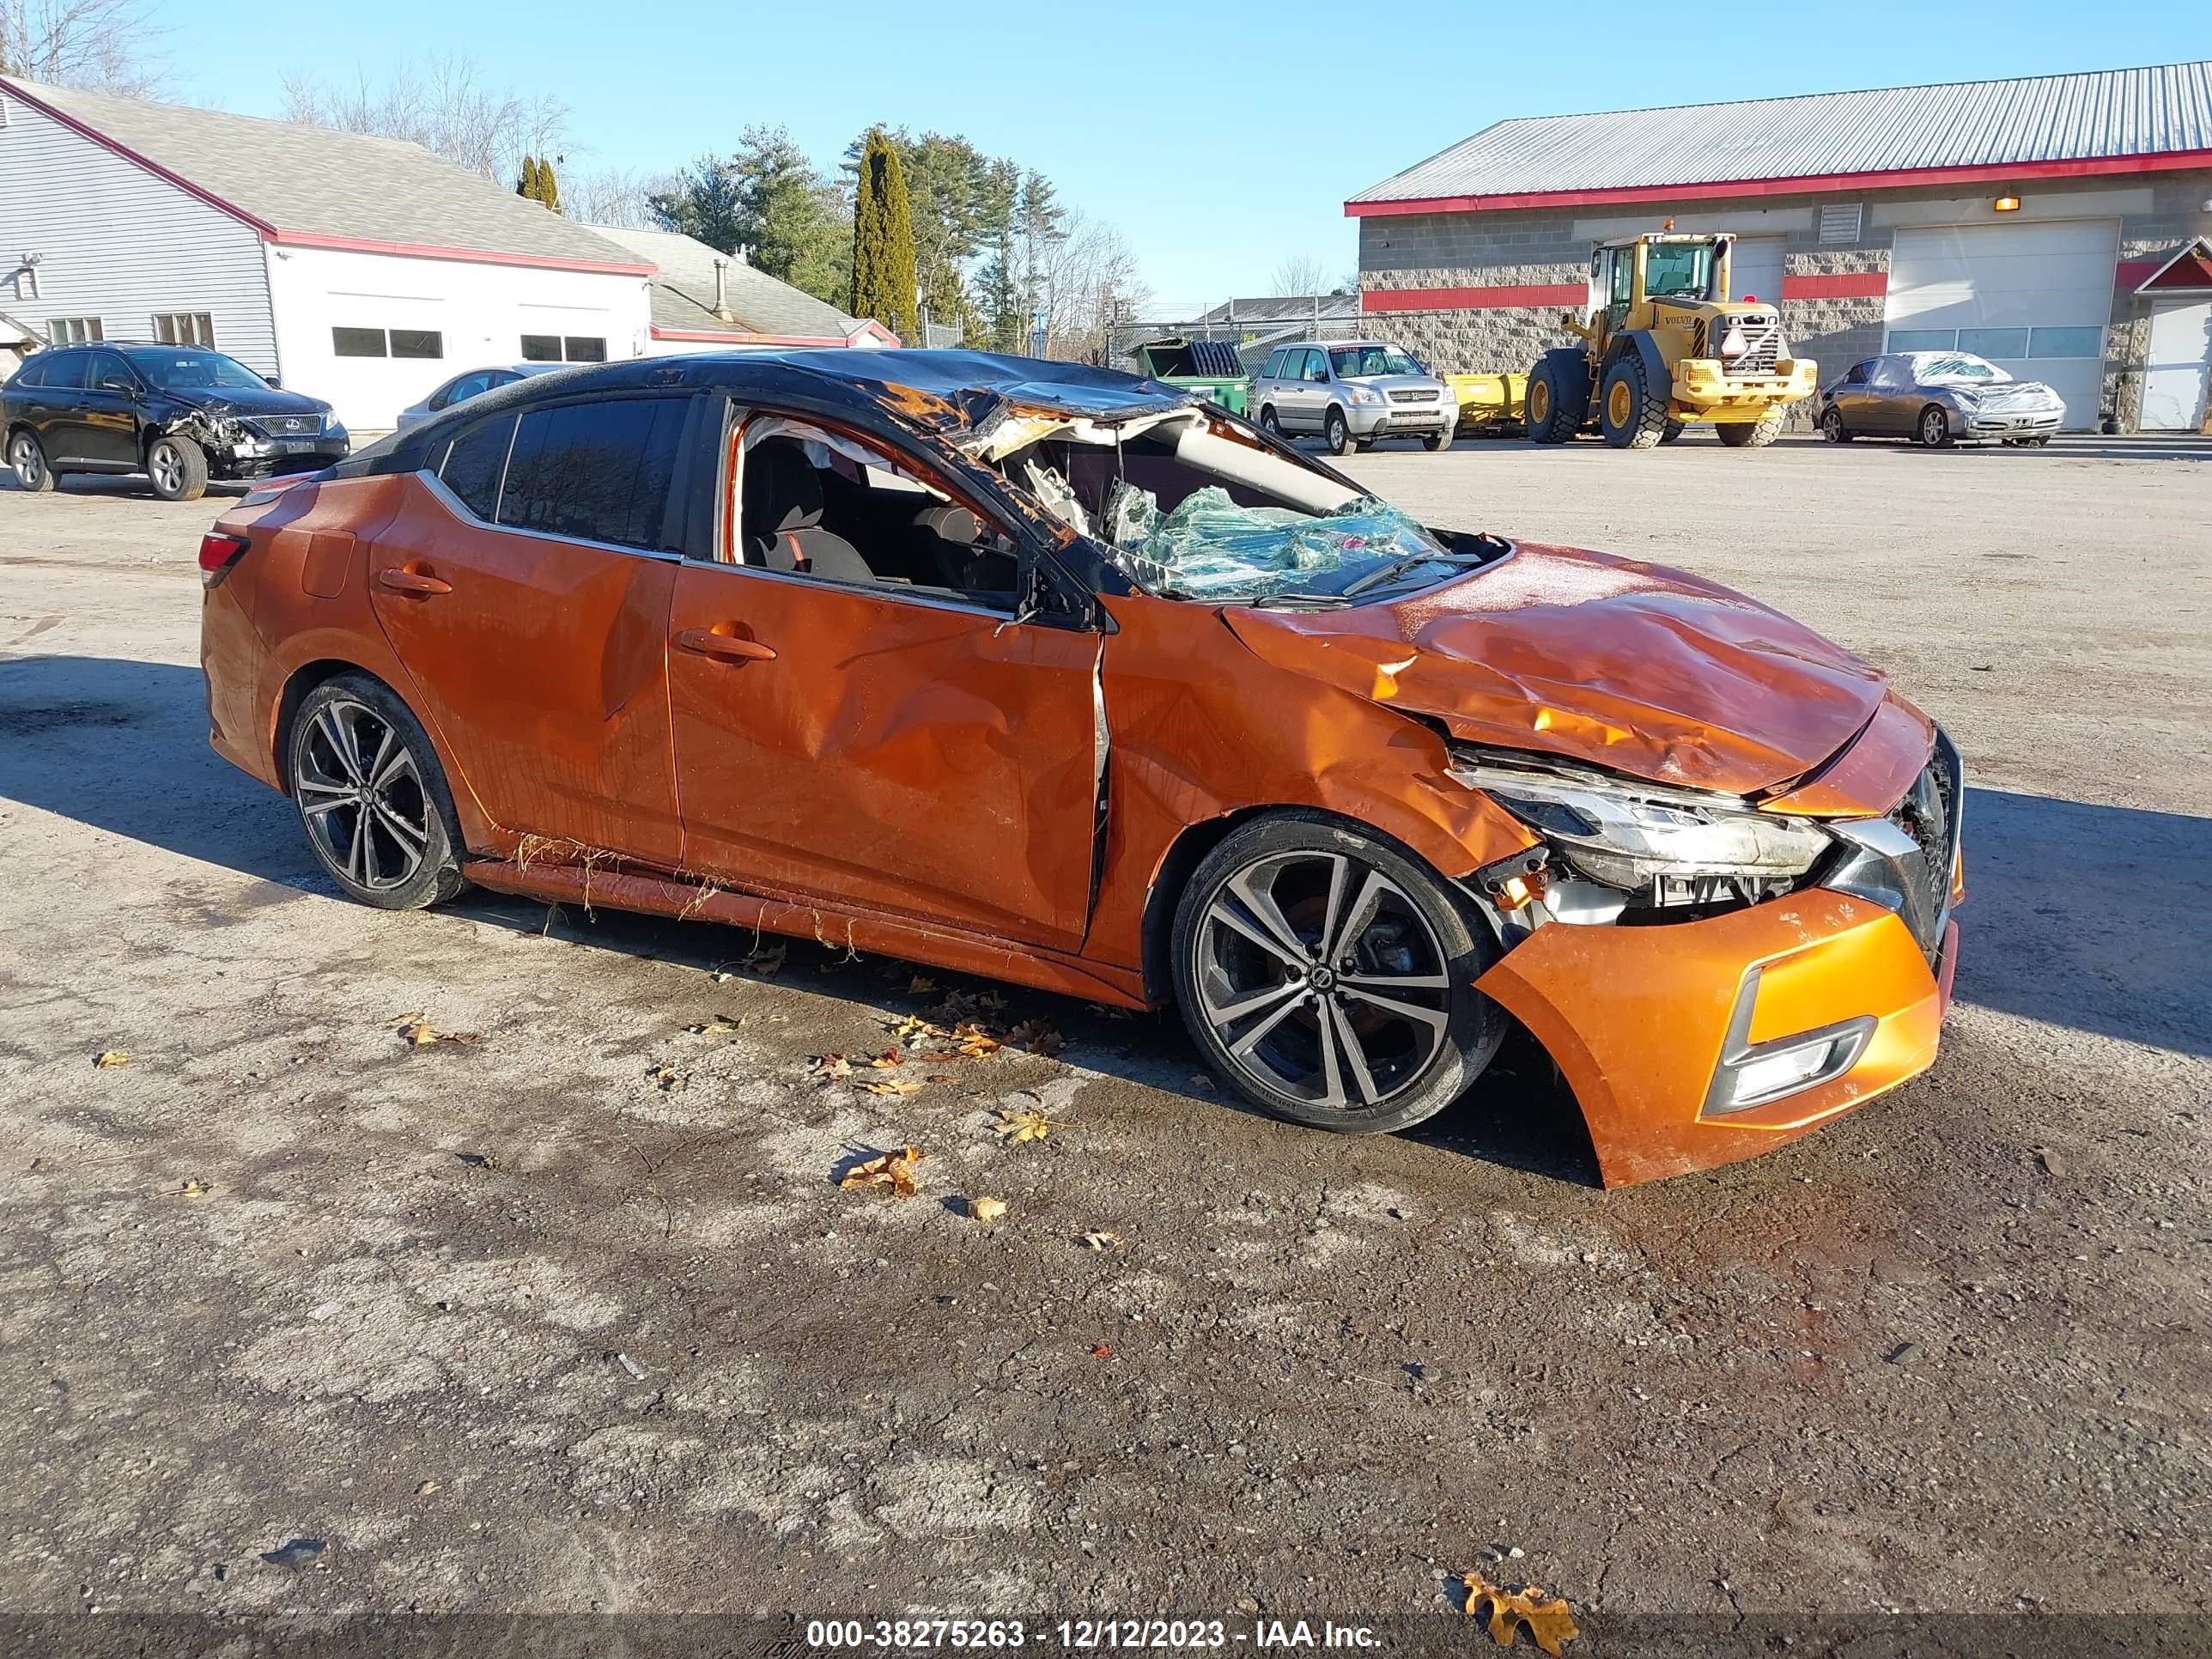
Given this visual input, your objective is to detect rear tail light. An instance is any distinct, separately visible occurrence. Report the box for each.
[198,532,251,589]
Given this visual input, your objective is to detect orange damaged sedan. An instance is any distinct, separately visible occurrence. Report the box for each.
[200,351,1962,1186]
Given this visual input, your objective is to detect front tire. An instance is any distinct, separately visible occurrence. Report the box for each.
[1325,407,1355,456]
[1259,406,1282,439]
[1599,355,1668,449]
[145,434,209,501]
[9,428,55,492]
[1422,427,1453,452]
[1523,356,1585,445]
[1716,409,1784,447]
[1917,405,1954,449]
[1171,812,1504,1135]
[1820,407,1853,443]
[289,674,466,910]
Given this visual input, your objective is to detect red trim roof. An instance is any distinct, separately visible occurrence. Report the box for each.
[1346,148,2212,217]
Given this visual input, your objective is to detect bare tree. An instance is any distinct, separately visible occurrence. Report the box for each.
[280,55,567,182]
[0,0,166,93]
[1267,253,1339,298]
[1030,210,1152,363]
[568,167,677,231]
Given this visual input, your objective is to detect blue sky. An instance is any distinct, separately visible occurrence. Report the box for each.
[170,0,2209,315]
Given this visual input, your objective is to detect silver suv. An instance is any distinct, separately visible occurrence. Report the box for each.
[1249,339,1457,454]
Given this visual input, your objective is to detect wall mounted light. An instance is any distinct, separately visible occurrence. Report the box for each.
[1994,195,2022,213]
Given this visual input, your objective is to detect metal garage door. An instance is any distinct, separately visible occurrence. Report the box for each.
[1729,238,1785,308]
[1885,221,2118,429]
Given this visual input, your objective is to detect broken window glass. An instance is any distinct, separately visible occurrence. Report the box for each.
[1103,482,1443,602]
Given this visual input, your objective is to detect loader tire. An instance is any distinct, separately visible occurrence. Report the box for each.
[1599,356,1668,450]
[1523,362,1580,445]
[1716,409,1786,448]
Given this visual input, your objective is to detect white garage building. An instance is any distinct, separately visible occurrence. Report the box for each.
[0,77,889,433]
[1350,61,2212,432]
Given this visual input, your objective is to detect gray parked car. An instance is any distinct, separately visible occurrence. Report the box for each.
[394,362,570,432]
[1816,351,2066,448]
[1249,339,1457,454]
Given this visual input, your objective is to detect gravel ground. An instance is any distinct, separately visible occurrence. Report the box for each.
[0,436,2206,1635]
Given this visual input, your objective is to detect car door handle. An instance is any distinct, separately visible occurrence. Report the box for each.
[377,568,452,596]
[678,627,776,663]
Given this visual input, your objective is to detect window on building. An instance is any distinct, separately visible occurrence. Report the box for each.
[1818,204,1863,244]
[520,333,605,363]
[153,312,214,346]
[439,412,518,521]
[1955,327,2027,359]
[2029,326,2103,359]
[331,325,443,359]
[389,329,444,360]
[1887,329,1956,353]
[333,327,387,358]
[48,317,102,345]
[495,397,687,551]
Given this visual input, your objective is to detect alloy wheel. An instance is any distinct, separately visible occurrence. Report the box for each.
[1192,848,1452,1112]
[11,433,43,487]
[294,697,434,891]
[148,441,184,496]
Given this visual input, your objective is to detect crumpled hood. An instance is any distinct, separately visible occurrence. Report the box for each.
[167,384,332,420]
[1222,541,1889,796]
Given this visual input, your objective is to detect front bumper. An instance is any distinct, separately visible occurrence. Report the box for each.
[1965,407,2063,439]
[212,433,350,478]
[1672,357,1819,415]
[1346,399,1453,437]
[1477,892,1955,1187]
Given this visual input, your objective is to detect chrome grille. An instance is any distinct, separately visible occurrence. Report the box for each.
[1720,313,1781,376]
[1389,389,1440,404]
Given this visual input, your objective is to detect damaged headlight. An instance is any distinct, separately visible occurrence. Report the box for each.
[1449,753,1830,908]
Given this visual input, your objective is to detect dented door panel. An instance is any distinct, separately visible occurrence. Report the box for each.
[668,564,1100,952]
[363,476,682,866]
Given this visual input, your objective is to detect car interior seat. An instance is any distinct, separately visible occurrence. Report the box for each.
[742,438,873,583]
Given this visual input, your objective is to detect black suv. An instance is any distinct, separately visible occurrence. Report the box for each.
[4,342,349,501]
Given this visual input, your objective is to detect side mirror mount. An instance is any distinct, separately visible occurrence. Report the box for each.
[262,373,283,389]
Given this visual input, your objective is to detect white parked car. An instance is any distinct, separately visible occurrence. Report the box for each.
[394,363,571,432]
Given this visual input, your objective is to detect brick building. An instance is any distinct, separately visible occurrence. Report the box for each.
[1348,62,2212,432]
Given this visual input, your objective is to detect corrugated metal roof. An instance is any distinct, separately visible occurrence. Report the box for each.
[586,226,863,340]
[1351,61,2212,205]
[5,76,647,267]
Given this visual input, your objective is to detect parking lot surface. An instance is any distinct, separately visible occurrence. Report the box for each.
[2,437,2208,1626]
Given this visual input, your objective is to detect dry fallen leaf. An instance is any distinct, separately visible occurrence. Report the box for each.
[907,975,937,994]
[393,1016,478,1048]
[866,1049,904,1069]
[93,1050,132,1069]
[811,1054,854,1082]
[1008,1019,1065,1057]
[967,1196,1007,1223]
[890,1014,942,1042]
[649,1065,682,1091]
[686,1015,743,1036]
[992,1107,1061,1146]
[178,1179,212,1201]
[1456,1571,1579,1656]
[840,1146,924,1198]
[925,1073,958,1085]
[1088,1343,1112,1358]
[861,1079,926,1097]
[746,944,787,975]
[416,1480,440,1497]
[1077,1231,1121,1251]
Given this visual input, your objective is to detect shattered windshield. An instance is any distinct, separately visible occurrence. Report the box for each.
[1328,346,1423,379]
[986,407,1485,605]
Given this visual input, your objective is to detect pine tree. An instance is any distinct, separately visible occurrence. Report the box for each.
[537,155,562,216]
[849,129,918,342]
[515,155,535,199]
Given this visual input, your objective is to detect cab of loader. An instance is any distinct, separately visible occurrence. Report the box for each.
[1523,230,1818,452]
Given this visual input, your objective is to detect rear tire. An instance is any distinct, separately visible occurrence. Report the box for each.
[1171,811,1503,1136]
[1716,409,1785,448]
[289,673,467,911]
[9,428,54,492]
[1917,405,1954,449]
[1598,354,1668,449]
[1325,407,1355,456]
[145,434,208,501]
[1820,407,1853,443]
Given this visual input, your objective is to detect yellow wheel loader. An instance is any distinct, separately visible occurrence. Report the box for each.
[1523,233,1817,451]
